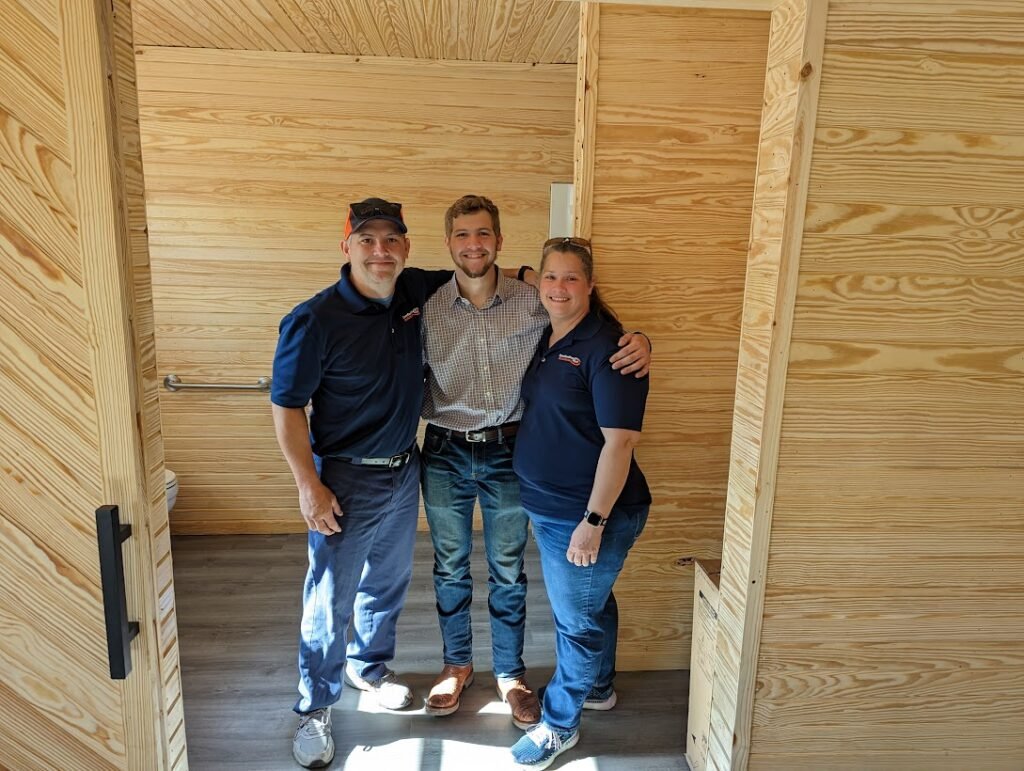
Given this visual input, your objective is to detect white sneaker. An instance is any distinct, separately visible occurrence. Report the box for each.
[292,708,334,768]
[344,665,413,710]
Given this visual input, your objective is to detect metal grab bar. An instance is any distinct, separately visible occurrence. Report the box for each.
[163,374,271,392]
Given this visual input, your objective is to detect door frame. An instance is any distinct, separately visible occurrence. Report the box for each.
[65,0,184,766]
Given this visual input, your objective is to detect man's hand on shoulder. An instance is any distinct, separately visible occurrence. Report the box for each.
[610,331,652,378]
[501,265,539,288]
[299,479,344,535]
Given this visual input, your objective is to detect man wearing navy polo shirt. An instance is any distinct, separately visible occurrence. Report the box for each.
[271,198,451,768]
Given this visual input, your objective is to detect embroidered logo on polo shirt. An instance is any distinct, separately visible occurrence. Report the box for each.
[401,307,421,322]
[558,354,582,367]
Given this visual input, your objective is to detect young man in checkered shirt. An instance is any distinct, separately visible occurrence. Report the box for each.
[419,195,651,728]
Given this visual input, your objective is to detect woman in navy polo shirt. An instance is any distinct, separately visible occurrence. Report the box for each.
[509,237,651,769]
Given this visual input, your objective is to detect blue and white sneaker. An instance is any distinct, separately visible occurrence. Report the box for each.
[582,683,617,711]
[510,722,579,769]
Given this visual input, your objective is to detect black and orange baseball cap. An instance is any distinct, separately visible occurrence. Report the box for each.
[344,198,407,239]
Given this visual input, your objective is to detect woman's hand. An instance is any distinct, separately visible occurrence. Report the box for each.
[566,520,603,567]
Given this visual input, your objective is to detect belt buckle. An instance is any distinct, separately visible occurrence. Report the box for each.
[389,452,408,468]
[464,430,486,443]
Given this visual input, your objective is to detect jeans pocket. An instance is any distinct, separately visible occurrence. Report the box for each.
[421,434,458,499]
[632,506,650,542]
[423,430,447,457]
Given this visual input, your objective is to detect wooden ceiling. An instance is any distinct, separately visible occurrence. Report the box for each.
[131,0,580,62]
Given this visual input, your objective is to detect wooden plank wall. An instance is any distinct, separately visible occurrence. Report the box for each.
[112,2,187,767]
[745,1,1024,768]
[584,3,769,670]
[135,47,575,533]
[1,0,181,767]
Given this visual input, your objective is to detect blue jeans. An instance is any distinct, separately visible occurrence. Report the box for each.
[528,505,649,732]
[421,430,528,679]
[294,451,420,714]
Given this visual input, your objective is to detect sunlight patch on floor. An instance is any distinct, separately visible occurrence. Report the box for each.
[335,738,604,771]
[476,697,516,716]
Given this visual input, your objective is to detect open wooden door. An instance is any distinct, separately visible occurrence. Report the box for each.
[1,0,184,768]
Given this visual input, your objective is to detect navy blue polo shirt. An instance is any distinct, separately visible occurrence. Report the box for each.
[271,264,451,458]
[513,310,651,519]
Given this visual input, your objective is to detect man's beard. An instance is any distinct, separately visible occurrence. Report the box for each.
[456,254,495,279]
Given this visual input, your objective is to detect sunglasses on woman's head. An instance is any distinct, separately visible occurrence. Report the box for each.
[543,236,592,254]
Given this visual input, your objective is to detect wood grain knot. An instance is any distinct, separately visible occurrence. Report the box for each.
[800,62,814,79]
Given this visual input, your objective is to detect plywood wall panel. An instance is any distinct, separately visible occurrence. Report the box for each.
[136,46,574,533]
[597,7,767,62]
[809,127,1024,207]
[816,49,1024,134]
[744,752,1024,771]
[597,101,764,130]
[825,5,1024,55]
[584,4,769,672]
[791,273,1024,343]
[746,2,1024,768]
[0,5,68,160]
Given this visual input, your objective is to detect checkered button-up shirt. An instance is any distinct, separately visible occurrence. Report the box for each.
[422,272,549,431]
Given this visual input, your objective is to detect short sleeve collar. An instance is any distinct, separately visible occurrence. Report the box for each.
[547,310,603,354]
[335,264,378,313]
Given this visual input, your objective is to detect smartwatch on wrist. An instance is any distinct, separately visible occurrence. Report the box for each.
[583,510,608,527]
[517,264,532,282]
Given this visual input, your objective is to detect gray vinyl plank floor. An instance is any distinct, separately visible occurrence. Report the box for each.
[172,532,690,771]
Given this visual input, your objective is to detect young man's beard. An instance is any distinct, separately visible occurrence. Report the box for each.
[454,252,495,279]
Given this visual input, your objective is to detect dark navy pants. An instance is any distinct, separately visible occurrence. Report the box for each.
[294,451,420,714]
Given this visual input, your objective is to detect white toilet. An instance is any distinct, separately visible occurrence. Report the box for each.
[165,468,179,512]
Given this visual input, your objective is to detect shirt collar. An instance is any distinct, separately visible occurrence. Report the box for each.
[444,265,506,310]
[335,264,386,314]
[546,309,603,353]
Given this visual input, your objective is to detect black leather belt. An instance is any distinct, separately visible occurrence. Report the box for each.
[326,448,413,469]
[426,422,519,444]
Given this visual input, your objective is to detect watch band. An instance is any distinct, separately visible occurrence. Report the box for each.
[583,510,608,527]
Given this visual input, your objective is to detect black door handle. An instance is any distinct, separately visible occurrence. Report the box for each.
[95,504,140,679]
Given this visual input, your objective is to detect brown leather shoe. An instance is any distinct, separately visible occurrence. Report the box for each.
[497,676,541,729]
[425,663,474,716]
